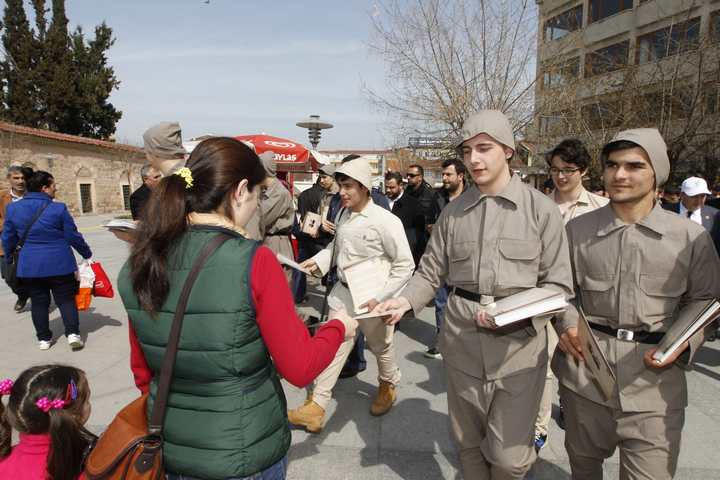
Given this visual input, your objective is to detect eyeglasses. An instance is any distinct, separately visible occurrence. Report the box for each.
[549,167,581,176]
[406,173,420,178]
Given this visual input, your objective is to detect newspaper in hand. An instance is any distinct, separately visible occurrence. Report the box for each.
[482,287,567,327]
[652,299,720,364]
[276,253,319,277]
[103,219,137,232]
[577,307,617,401]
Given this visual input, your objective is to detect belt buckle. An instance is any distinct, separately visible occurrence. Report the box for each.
[479,295,495,306]
[617,329,634,341]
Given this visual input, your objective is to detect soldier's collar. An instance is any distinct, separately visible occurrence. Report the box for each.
[464,174,522,210]
[596,202,666,237]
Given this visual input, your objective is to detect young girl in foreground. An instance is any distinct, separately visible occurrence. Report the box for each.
[0,364,96,480]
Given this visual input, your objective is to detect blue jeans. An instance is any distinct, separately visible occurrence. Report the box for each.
[431,285,448,349]
[167,455,288,480]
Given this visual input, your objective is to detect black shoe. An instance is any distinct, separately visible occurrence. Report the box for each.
[14,297,28,312]
[424,347,442,359]
[708,330,718,342]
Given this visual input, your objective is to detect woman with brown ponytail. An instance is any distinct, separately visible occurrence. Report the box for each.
[117,137,357,480]
[0,364,96,480]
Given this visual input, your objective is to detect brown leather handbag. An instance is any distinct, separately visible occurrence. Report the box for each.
[85,234,231,480]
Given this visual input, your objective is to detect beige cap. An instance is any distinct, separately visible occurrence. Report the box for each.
[335,157,372,191]
[319,164,336,176]
[143,122,187,159]
[459,110,515,151]
[605,128,670,187]
[259,151,276,177]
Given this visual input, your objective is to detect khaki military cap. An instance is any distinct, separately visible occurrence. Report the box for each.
[335,157,372,191]
[143,122,187,159]
[259,151,277,177]
[459,110,516,152]
[605,128,670,187]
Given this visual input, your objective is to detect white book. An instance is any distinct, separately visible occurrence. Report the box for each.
[301,211,322,236]
[652,299,720,364]
[483,287,567,327]
[342,256,384,315]
[103,219,137,231]
[276,253,318,277]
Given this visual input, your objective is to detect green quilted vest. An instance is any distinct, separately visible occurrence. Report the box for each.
[118,227,290,479]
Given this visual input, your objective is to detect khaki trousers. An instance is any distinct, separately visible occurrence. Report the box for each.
[445,364,545,480]
[311,314,401,410]
[560,385,684,480]
[535,325,558,436]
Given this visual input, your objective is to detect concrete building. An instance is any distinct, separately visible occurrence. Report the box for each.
[0,122,146,215]
[533,0,720,180]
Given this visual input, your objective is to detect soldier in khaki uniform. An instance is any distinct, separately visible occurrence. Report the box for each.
[378,110,574,479]
[554,128,720,480]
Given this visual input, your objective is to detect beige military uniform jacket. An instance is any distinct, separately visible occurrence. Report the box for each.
[402,175,575,380]
[554,203,720,412]
[259,178,295,259]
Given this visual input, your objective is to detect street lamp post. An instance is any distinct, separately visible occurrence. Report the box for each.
[296,115,333,149]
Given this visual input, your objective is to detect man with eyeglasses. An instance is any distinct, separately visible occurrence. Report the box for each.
[533,139,609,452]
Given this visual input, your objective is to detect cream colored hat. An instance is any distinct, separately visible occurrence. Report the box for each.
[681,176,711,197]
[605,128,670,187]
[459,110,516,151]
[143,122,187,159]
[335,157,372,191]
[259,151,277,177]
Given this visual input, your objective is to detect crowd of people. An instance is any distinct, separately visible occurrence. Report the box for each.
[0,111,719,480]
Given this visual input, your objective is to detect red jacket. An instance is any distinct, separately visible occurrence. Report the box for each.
[0,433,85,480]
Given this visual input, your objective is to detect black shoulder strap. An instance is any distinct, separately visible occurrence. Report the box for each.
[148,233,232,433]
[17,203,50,250]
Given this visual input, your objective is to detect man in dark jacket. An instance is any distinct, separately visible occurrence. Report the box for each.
[385,171,425,267]
[405,164,435,256]
[129,165,162,220]
[425,158,467,359]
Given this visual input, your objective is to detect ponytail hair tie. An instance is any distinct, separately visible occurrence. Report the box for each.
[0,379,12,396]
[36,397,66,413]
[175,167,194,189]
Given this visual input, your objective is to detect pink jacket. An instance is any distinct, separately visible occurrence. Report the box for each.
[0,433,84,480]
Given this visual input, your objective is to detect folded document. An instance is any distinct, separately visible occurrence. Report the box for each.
[652,299,720,364]
[103,219,137,232]
[483,287,567,327]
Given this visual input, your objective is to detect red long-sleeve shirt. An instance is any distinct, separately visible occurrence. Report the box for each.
[128,246,345,393]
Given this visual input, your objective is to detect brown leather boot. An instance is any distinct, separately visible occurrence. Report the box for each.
[287,400,325,433]
[370,380,396,416]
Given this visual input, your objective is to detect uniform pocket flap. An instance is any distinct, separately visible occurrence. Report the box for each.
[579,275,614,292]
[450,242,474,262]
[498,239,541,261]
[639,274,686,297]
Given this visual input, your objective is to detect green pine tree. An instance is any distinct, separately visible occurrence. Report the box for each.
[42,0,82,134]
[72,22,122,139]
[1,0,41,126]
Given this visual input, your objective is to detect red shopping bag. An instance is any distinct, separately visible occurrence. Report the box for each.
[91,262,114,298]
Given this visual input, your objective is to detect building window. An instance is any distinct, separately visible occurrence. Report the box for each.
[705,84,719,114]
[589,0,632,24]
[637,18,700,64]
[121,184,131,211]
[543,57,581,88]
[711,11,720,43]
[585,40,630,77]
[79,183,93,213]
[544,5,583,41]
[581,101,622,130]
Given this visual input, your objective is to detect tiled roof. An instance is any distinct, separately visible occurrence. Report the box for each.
[0,122,144,154]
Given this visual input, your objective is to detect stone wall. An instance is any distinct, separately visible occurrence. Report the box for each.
[0,127,146,215]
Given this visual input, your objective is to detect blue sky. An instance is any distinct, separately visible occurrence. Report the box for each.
[61,0,391,149]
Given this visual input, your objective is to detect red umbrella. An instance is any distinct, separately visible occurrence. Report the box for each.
[235,134,317,172]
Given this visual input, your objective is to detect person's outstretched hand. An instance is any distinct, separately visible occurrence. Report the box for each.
[329,308,358,340]
[376,297,412,325]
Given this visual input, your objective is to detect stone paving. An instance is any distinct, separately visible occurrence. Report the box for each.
[1,214,719,479]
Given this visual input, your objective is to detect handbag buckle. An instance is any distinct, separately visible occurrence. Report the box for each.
[617,329,634,341]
